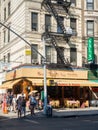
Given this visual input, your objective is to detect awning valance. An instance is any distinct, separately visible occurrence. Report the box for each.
[27,78,43,86]
[0,79,22,89]
[27,78,98,87]
[55,79,98,87]
[1,78,98,89]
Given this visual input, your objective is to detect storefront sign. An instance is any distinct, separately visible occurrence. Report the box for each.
[6,68,88,80]
[57,83,80,86]
[87,37,94,62]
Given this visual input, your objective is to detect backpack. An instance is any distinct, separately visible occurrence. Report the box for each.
[30,97,36,106]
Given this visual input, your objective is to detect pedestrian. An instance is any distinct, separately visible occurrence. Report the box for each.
[35,93,40,110]
[12,95,17,113]
[6,92,13,112]
[21,96,26,117]
[16,96,22,118]
[29,93,37,116]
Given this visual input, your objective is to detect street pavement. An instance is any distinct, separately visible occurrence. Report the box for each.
[1,107,98,119]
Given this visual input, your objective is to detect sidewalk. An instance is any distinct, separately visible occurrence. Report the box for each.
[1,107,98,118]
[53,107,98,117]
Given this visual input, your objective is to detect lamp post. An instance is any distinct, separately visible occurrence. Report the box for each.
[42,36,47,115]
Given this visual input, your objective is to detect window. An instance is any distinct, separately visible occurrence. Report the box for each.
[87,20,94,36]
[57,0,63,4]
[31,12,38,31]
[70,18,77,35]
[31,44,38,63]
[70,48,77,65]
[46,46,51,62]
[86,0,94,10]
[3,55,6,62]
[7,53,10,62]
[8,27,10,42]
[57,17,64,33]
[57,47,64,64]
[8,2,11,16]
[70,0,76,6]
[45,14,51,32]
[4,30,6,43]
[4,8,6,20]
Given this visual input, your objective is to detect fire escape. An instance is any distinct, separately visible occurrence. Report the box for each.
[42,0,72,67]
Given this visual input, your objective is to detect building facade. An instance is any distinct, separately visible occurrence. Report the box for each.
[0,0,97,70]
[0,0,98,107]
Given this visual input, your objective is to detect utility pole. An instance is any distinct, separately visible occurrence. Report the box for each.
[42,36,47,115]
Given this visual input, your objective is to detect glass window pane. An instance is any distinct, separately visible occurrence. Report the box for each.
[87,0,94,10]
[70,48,77,65]
[8,2,11,16]
[57,17,64,33]
[70,0,76,6]
[45,15,51,32]
[31,13,38,31]
[70,18,76,30]
[87,21,94,36]
[31,44,38,62]
[46,46,51,62]
[87,0,93,3]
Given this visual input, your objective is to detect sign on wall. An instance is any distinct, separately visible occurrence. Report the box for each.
[87,37,94,62]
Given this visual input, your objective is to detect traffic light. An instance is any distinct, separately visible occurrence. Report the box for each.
[87,37,94,63]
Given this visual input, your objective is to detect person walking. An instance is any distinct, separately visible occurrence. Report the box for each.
[16,96,22,118]
[12,95,17,113]
[35,93,40,110]
[21,96,26,117]
[29,93,37,116]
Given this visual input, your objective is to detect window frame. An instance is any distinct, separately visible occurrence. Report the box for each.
[8,2,11,16]
[8,26,10,42]
[70,0,76,6]
[46,46,51,63]
[31,44,38,63]
[4,30,6,43]
[87,20,94,36]
[70,18,77,32]
[86,0,94,10]
[31,12,38,31]
[45,14,51,32]
[7,53,10,63]
[4,7,6,20]
[57,16,64,33]
[70,47,77,65]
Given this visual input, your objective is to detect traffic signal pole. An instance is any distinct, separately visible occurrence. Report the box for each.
[0,21,48,115]
[0,22,44,60]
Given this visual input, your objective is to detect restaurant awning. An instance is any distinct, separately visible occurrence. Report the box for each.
[54,79,98,87]
[1,78,98,89]
[27,78,43,86]
[27,78,98,87]
[0,79,22,89]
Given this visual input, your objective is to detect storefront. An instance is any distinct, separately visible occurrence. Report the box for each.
[0,65,98,108]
